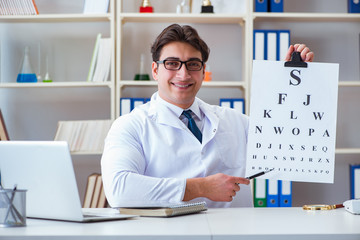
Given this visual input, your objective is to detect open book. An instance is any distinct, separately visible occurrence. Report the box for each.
[119,201,207,217]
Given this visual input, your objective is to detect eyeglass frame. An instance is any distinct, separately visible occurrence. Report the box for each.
[156,58,204,71]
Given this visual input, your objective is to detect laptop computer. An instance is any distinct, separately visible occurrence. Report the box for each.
[0,141,136,222]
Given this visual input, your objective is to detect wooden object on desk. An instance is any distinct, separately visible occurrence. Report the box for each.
[83,173,108,208]
[0,109,9,141]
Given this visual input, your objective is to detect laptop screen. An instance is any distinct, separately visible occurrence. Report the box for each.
[0,141,85,221]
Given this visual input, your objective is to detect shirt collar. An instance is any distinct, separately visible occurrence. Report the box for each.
[156,93,203,120]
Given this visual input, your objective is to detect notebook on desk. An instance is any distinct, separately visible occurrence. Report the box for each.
[0,141,136,222]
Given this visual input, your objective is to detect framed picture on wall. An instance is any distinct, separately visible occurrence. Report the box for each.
[0,109,9,141]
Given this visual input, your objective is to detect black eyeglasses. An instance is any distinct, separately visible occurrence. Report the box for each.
[156,59,204,71]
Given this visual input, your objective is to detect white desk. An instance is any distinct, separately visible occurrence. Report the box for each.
[1,208,359,240]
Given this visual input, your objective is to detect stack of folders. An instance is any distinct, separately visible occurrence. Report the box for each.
[348,0,360,13]
[219,98,245,114]
[254,179,292,207]
[253,28,292,207]
[83,173,107,208]
[54,120,112,153]
[350,164,360,199]
[87,33,112,82]
[254,0,283,12]
[120,98,150,116]
[0,0,38,15]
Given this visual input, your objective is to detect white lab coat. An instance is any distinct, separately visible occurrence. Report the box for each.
[101,92,253,208]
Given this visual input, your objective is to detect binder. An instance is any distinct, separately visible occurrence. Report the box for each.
[266,30,277,61]
[279,180,292,207]
[254,178,267,207]
[253,30,265,60]
[277,30,290,61]
[255,0,268,12]
[232,99,245,114]
[350,164,360,199]
[348,0,360,13]
[132,98,146,109]
[266,179,279,207]
[269,0,283,12]
[219,98,245,114]
[219,99,232,108]
[120,98,132,115]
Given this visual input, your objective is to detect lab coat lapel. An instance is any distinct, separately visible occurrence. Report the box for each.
[148,99,184,130]
[198,100,220,146]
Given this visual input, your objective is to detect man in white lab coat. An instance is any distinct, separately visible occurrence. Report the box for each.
[101,24,314,208]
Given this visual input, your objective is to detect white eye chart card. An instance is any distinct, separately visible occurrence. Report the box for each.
[246,60,339,183]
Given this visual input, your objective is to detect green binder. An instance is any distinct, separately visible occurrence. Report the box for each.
[254,178,267,207]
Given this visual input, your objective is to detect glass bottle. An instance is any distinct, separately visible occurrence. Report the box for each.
[17,46,37,83]
[134,54,150,81]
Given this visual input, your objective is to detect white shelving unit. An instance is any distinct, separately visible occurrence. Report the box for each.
[0,0,116,120]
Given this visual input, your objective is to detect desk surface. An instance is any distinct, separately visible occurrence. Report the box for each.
[1,208,360,240]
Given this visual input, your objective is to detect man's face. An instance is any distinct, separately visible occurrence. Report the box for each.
[152,41,205,109]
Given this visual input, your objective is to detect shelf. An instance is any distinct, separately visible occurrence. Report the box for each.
[119,13,246,24]
[118,80,247,89]
[339,81,360,87]
[0,82,113,88]
[0,13,112,23]
[253,12,360,22]
[335,148,360,154]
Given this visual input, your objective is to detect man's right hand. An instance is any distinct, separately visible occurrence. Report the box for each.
[183,173,250,202]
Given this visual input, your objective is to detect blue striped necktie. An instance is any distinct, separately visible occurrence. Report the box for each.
[182,110,202,143]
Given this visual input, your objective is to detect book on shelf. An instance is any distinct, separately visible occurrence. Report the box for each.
[90,37,112,82]
[0,109,10,140]
[119,201,207,217]
[54,119,112,153]
[83,173,98,208]
[0,0,39,15]
[83,0,109,14]
[83,173,107,208]
[87,33,102,82]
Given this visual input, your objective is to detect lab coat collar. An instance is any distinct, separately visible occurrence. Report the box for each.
[148,92,220,144]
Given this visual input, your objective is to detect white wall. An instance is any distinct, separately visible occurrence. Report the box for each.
[1,0,359,206]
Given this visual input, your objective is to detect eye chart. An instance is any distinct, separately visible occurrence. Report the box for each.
[246,59,339,183]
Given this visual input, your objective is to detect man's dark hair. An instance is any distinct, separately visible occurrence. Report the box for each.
[151,24,210,63]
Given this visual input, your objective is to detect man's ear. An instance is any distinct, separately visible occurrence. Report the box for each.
[152,61,158,81]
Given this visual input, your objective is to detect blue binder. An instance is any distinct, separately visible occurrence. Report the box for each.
[348,0,360,13]
[266,179,279,207]
[279,180,292,207]
[219,98,245,114]
[276,30,290,61]
[120,98,132,115]
[269,0,283,12]
[253,30,266,60]
[132,98,146,110]
[350,164,360,199]
[255,0,268,12]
